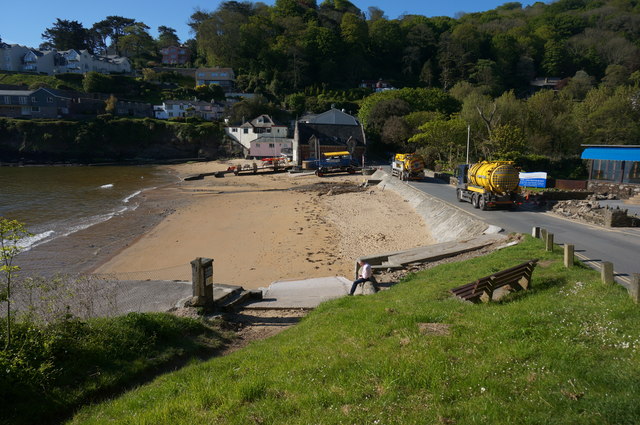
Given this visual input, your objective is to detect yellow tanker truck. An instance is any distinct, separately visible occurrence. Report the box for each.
[454,161,520,210]
[391,153,425,181]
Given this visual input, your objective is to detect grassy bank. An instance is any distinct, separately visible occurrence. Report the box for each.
[0,313,231,425]
[68,236,640,424]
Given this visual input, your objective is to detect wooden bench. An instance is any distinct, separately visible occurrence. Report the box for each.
[450,259,539,303]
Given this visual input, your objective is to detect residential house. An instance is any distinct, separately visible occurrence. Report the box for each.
[225,115,291,158]
[195,67,235,92]
[359,79,395,92]
[293,108,366,165]
[0,87,152,118]
[0,44,131,75]
[160,45,191,65]
[154,99,225,121]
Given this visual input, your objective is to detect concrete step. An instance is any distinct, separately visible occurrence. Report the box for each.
[217,289,263,311]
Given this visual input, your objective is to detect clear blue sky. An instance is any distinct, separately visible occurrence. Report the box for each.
[1,0,541,48]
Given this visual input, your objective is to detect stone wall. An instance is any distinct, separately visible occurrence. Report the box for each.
[373,171,493,243]
[588,181,640,199]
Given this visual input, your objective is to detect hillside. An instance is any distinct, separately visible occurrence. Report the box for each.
[69,236,640,424]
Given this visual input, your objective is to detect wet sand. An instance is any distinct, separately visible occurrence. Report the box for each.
[21,161,434,289]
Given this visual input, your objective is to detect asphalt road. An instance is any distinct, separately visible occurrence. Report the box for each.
[405,176,640,287]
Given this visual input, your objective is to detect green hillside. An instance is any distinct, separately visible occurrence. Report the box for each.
[68,236,640,424]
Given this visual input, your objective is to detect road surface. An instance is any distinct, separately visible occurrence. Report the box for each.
[405,176,640,287]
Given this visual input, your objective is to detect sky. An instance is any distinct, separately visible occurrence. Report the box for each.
[1,0,541,48]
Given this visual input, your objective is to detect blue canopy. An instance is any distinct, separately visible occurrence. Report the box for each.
[581,147,640,161]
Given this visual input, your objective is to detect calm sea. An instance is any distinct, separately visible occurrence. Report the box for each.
[0,166,176,249]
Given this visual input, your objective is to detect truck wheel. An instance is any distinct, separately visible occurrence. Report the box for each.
[456,189,464,202]
[315,170,324,177]
[347,167,355,174]
[479,196,487,210]
[472,194,480,208]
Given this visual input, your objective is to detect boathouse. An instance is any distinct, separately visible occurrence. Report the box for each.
[581,144,640,198]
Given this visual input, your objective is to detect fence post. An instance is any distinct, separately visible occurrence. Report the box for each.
[532,226,541,238]
[628,274,640,304]
[540,228,548,241]
[545,233,554,252]
[564,244,574,268]
[601,261,614,285]
[190,257,214,306]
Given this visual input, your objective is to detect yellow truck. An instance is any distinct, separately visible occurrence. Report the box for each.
[455,161,520,210]
[391,153,425,181]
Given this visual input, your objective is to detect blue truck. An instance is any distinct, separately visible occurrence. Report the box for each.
[315,151,358,177]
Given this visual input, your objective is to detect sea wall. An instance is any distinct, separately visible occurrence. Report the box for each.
[372,171,496,243]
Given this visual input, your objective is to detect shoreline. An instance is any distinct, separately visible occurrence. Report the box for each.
[16,161,434,290]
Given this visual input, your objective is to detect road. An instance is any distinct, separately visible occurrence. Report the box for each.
[405,176,640,287]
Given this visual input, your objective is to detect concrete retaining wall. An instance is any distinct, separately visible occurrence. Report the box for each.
[372,171,496,243]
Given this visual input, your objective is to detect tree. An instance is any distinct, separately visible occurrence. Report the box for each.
[408,115,467,169]
[119,22,156,64]
[105,95,118,114]
[157,26,180,48]
[92,16,136,56]
[0,218,31,349]
[41,19,92,51]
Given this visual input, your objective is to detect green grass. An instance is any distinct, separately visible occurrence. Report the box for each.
[67,236,640,424]
[0,313,231,425]
[0,72,84,91]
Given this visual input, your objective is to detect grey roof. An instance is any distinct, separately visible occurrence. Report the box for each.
[301,108,360,126]
[0,89,33,96]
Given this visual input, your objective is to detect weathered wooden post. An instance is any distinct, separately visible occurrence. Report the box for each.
[190,257,214,306]
[540,228,548,241]
[531,226,541,238]
[545,233,554,252]
[601,261,614,285]
[564,244,574,268]
[628,274,640,304]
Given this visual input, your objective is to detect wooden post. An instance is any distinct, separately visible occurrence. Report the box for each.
[190,257,214,306]
[564,244,574,268]
[601,261,614,285]
[532,226,541,238]
[628,274,640,304]
[540,228,548,241]
[545,233,554,252]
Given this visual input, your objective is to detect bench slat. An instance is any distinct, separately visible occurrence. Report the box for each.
[450,259,538,302]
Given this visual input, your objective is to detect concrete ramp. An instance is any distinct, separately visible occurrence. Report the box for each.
[245,276,352,309]
[372,171,492,243]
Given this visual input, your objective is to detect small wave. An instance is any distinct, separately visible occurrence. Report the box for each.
[123,190,142,203]
[18,230,55,251]
[61,206,129,237]
[100,184,114,189]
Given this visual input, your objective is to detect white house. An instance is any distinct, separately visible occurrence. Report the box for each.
[225,115,291,157]
[154,99,225,121]
[0,44,131,75]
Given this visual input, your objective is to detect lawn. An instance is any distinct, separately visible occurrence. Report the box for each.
[68,236,640,424]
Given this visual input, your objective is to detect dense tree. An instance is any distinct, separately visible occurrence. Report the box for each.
[91,16,136,55]
[41,19,92,51]
[157,26,180,48]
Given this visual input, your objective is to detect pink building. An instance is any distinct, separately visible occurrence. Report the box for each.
[160,45,191,65]
[249,139,293,158]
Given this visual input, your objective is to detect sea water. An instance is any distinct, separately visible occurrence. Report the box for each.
[0,165,176,249]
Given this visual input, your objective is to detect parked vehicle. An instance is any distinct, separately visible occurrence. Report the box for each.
[391,153,425,181]
[315,151,357,176]
[455,161,520,210]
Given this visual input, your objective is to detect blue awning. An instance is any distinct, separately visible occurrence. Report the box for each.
[581,147,640,161]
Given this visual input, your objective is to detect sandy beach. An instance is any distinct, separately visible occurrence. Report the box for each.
[94,161,434,289]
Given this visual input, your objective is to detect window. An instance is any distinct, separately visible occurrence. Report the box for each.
[269,143,275,148]
[2,96,8,104]
[243,128,248,134]
[19,97,27,105]
[31,106,39,112]
[232,128,237,132]
[47,97,53,103]
[198,72,205,77]
[266,128,271,133]
[591,160,622,182]
[256,143,260,148]
[625,161,640,184]
[31,97,37,103]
